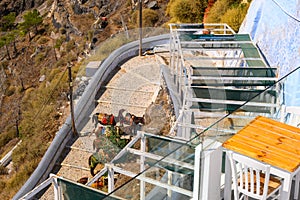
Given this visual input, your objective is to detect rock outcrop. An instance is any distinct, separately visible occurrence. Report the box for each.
[0,0,44,17]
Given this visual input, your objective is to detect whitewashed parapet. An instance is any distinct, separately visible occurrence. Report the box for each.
[13,34,170,200]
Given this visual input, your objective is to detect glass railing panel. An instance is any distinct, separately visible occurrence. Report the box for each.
[58,177,118,200]
[146,136,192,158]
[110,174,191,200]
[111,136,195,175]
[106,139,195,199]
[191,66,300,145]
[112,151,141,173]
[104,66,300,199]
[112,175,141,199]
[147,136,182,155]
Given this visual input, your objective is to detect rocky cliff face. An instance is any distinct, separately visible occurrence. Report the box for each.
[0,0,45,17]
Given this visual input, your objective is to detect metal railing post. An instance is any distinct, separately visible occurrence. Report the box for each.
[140,133,146,200]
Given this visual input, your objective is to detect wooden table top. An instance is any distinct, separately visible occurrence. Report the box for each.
[222,115,300,172]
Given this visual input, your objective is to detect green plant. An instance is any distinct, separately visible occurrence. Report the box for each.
[166,0,206,23]
[221,3,249,32]
[205,0,231,23]
[0,33,16,60]
[0,12,16,32]
[166,0,176,15]
[18,9,43,40]
[205,0,249,32]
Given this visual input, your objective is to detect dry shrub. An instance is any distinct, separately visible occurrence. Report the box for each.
[220,3,249,32]
[132,9,159,27]
[5,85,15,96]
[142,9,159,27]
[66,39,76,52]
[0,166,8,175]
[37,36,50,45]
[34,52,46,63]
[166,0,206,23]
[87,34,130,62]
[70,13,94,32]
[205,0,250,32]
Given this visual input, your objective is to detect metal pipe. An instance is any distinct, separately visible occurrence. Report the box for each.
[139,0,143,56]
[68,63,77,136]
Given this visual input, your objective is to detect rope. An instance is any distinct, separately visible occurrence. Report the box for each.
[271,0,300,22]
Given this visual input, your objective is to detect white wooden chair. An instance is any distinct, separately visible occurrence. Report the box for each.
[291,157,300,199]
[280,105,300,200]
[227,151,282,200]
[294,171,300,200]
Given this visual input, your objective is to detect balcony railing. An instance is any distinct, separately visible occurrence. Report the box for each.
[19,23,300,200]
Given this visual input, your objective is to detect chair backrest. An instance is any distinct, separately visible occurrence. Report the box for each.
[280,106,300,127]
[227,151,271,200]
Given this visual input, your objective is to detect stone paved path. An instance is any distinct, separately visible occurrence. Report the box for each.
[40,54,163,199]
